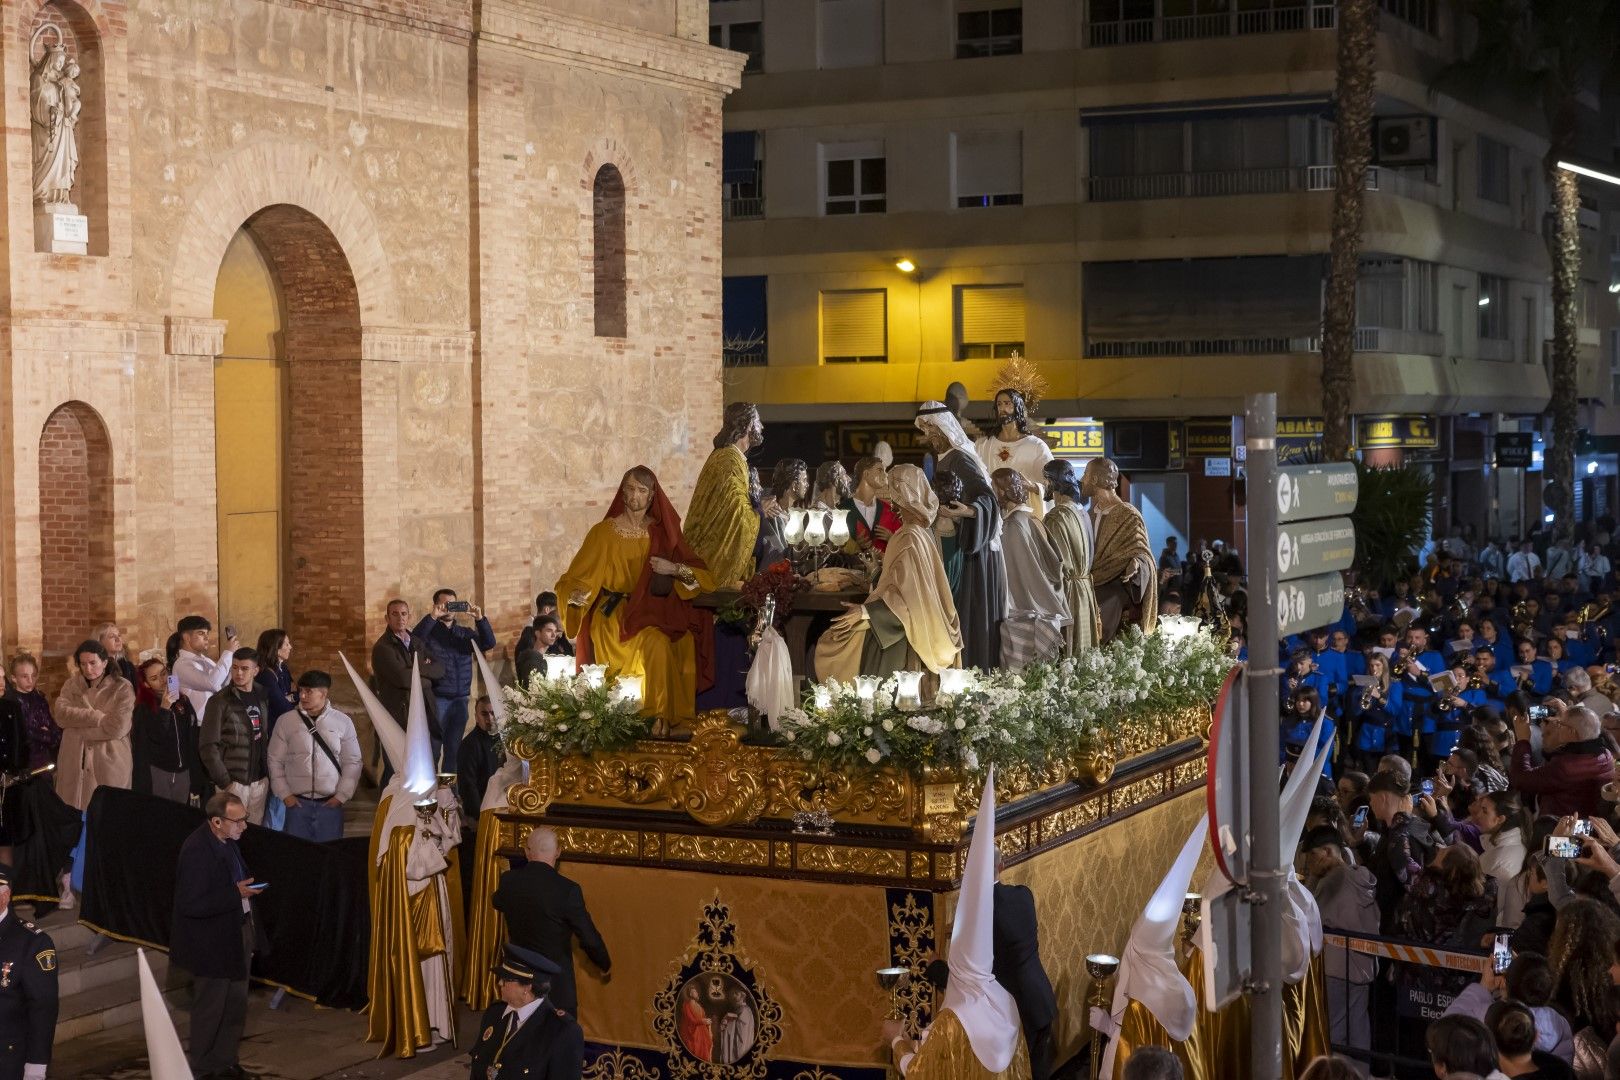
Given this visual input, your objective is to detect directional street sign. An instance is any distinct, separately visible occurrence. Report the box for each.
[1276,571,1348,638]
[1275,462,1359,524]
[1276,517,1356,581]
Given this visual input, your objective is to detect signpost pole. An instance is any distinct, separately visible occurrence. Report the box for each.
[1245,393,1284,1080]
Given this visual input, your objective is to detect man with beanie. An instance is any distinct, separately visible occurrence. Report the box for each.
[266,670,361,843]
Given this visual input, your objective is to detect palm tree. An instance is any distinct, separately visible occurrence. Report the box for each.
[1447,0,1619,538]
[1320,0,1378,462]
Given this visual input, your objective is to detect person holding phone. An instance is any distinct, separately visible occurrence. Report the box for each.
[412,588,496,774]
[131,658,197,805]
[171,792,261,1078]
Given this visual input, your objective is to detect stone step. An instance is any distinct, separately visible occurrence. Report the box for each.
[57,939,168,998]
[56,968,185,1044]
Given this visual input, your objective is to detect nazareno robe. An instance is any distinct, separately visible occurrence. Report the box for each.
[998,507,1069,671]
[1044,500,1101,654]
[939,447,1007,671]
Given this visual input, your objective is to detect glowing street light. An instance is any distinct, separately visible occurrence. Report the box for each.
[894,257,916,273]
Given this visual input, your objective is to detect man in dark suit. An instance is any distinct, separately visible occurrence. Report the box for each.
[457,695,504,827]
[469,943,583,1080]
[492,826,611,1017]
[171,792,261,1080]
[0,863,58,1080]
[370,598,447,773]
[991,855,1057,1080]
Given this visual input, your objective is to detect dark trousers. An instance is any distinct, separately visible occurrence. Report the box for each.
[187,919,253,1075]
[436,695,468,774]
[1025,1022,1053,1080]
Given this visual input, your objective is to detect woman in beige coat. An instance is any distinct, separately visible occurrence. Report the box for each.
[53,639,134,812]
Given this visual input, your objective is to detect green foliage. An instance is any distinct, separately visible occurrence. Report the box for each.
[500,669,655,756]
[1351,460,1434,590]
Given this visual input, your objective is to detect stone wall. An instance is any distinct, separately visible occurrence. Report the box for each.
[0,0,742,680]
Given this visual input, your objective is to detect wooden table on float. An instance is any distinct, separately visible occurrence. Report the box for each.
[693,586,868,678]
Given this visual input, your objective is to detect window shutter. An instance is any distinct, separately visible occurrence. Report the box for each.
[818,0,884,69]
[822,289,887,358]
[955,131,1022,197]
[960,285,1026,344]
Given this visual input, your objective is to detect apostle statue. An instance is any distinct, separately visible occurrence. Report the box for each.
[558,466,715,729]
[975,388,1053,519]
[685,403,764,588]
[755,458,809,568]
[814,464,962,682]
[1083,457,1157,642]
[916,403,1007,671]
[992,469,1069,671]
[1042,459,1102,654]
[29,33,81,207]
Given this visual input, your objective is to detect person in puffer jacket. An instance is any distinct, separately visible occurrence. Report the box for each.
[1302,825,1379,1063]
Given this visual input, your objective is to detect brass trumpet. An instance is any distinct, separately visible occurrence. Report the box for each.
[1359,682,1381,710]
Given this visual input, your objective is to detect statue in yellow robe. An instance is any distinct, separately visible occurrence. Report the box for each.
[684,403,764,588]
[559,466,716,727]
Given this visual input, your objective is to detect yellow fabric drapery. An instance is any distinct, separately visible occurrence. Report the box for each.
[684,445,757,586]
[1109,996,1207,1080]
[1283,953,1331,1075]
[459,808,509,1010]
[1184,945,1328,1079]
[365,797,433,1058]
[557,523,715,724]
[409,885,447,959]
[906,1009,1032,1080]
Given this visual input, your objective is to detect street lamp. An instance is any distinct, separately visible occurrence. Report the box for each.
[1557,160,1620,188]
[894,257,916,273]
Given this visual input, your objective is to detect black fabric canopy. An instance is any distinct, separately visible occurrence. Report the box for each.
[79,787,371,1010]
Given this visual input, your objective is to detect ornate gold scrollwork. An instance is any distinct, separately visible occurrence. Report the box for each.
[1069,732,1117,787]
[505,740,556,815]
[762,758,912,822]
[669,714,769,827]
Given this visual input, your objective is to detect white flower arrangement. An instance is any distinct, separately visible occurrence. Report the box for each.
[500,670,653,757]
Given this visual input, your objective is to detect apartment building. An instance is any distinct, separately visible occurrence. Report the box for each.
[715,0,1620,545]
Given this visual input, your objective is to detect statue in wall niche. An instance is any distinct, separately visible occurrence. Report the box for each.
[30,27,81,208]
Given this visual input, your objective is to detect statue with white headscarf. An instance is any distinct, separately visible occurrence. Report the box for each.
[915,402,1007,671]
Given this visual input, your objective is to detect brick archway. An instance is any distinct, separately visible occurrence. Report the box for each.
[218,204,367,678]
[37,402,113,674]
[167,140,396,324]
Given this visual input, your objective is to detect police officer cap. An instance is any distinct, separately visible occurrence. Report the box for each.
[493,943,559,983]
[0,862,11,887]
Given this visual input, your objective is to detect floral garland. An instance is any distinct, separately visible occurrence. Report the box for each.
[777,628,1233,776]
[499,668,654,757]
[493,628,1233,779]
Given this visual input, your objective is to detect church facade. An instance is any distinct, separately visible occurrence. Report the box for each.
[2,0,739,680]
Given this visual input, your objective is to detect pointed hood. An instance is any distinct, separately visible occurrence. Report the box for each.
[340,651,406,775]
[1103,814,1209,1078]
[470,646,528,812]
[1281,727,1334,981]
[941,769,1022,1073]
[402,655,437,798]
[138,948,193,1080]
[472,647,505,731]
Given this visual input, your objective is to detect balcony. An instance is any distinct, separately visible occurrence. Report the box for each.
[1086,326,1443,358]
[1086,163,1442,205]
[724,196,765,221]
[1084,0,1433,47]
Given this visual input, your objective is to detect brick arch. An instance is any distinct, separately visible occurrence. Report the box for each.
[168,140,395,323]
[37,402,113,670]
[15,0,114,44]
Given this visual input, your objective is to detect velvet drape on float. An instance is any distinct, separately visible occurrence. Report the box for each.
[77,786,369,1008]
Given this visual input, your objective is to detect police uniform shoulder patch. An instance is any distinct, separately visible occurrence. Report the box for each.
[21,921,35,931]
[482,1026,494,1041]
[35,949,55,972]
[554,1008,567,1018]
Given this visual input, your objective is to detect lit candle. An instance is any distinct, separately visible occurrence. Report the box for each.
[828,512,851,547]
[894,671,924,709]
[546,656,577,682]
[854,676,880,702]
[581,664,607,689]
[615,675,643,705]
[1158,615,1201,644]
[813,684,833,710]
[803,511,827,548]
[938,668,973,697]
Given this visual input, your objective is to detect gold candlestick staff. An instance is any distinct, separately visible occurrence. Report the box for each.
[1086,952,1121,1080]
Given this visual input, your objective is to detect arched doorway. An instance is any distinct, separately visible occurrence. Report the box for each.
[211,204,365,673]
[38,402,113,672]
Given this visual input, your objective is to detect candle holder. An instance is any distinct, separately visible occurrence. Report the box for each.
[1085,952,1121,1080]
[875,965,910,1021]
[936,668,974,699]
[894,671,924,710]
[580,664,607,689]
[614,675,644,707]
[1181,893,1202,945]
[828,512,852,549]
[544,656,577,683]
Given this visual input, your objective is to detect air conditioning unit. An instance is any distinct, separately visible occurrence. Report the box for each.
[1374,116,1436,166]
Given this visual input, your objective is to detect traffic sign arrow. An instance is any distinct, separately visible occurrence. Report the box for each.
[1276,462,1358,523]
[1276,572,1346,637]
[1276,517,1355,581]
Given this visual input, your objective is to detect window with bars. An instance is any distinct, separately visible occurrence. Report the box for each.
[1478,274,1508,339]
[822,289,888,363]
[957,285,1026,359]
[710,21,763,72]
[954,130,1022,208]
[824,144,886,215]
[1477,135,1510,204]
[956,5,1022,57]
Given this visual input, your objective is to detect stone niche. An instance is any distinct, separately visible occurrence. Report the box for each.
[27,1,107,255]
